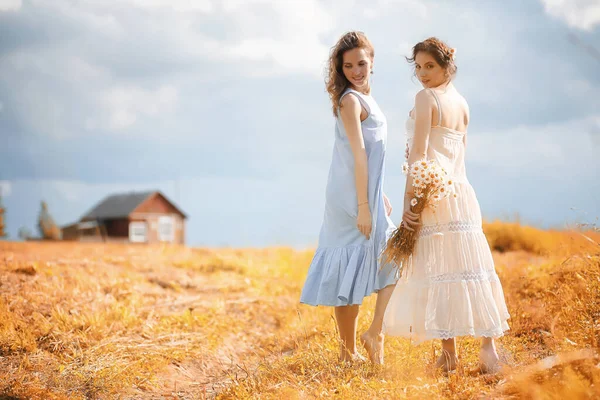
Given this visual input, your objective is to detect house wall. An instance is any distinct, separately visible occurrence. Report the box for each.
[78,236,130,244]
[134,193,182,215]
[64,192,186,245]
[104,219,129,238]
[61,224,79,241]
[129,213,185,244]
[130,192,186,244]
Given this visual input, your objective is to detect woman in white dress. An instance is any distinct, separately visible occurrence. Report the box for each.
[383,37,510,373]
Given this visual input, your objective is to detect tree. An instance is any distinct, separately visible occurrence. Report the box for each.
[0,194,6,238]
[37,201,61,240]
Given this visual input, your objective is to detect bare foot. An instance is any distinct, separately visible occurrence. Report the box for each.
[352,353,367,363]
[339,351,367,364]
[360,331,384,364]
[479,347,501,374]
[435,350,458,374]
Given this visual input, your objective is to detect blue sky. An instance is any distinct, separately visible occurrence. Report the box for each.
[1,0,599,247]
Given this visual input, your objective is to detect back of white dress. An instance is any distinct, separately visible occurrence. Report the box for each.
[383,89,510,342]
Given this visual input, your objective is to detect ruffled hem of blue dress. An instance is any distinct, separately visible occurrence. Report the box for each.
[300,242,399,307]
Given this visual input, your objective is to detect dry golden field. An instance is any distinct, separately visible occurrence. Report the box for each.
[1,221,599,399]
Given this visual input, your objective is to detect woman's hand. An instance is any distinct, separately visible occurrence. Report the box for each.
[401,196,421,232]
[383,193,393,216]
[357,204,372,240]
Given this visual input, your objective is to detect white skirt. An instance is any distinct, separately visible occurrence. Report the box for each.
[383,181,510,343]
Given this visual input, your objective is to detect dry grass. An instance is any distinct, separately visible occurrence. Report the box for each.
[0,221,599,399]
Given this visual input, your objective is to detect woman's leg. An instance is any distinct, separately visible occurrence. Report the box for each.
[360,283,396,364]
[435,338,459,372]
[334,305,361,361]
[479,337,500,373]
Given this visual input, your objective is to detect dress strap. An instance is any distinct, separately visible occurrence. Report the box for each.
[339,89,371,117]
[428,89,442,126]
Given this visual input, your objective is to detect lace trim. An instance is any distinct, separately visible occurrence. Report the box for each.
[419,221,482,238]
[425,325,509,340]
[404,269,501,287]
[385,323,511,340]
[430,270,499,284]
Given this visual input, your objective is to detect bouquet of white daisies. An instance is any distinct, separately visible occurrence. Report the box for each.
[382,157,457,276]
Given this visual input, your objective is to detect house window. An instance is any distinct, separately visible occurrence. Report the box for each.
[129,222,147,243]
[158,216,175,242]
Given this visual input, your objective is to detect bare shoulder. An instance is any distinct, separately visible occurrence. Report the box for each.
[340,92,361,115]
[341,92,360,107]
[415,89,433,101]
[414,89,436,109]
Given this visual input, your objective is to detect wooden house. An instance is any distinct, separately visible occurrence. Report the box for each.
[61,191,186,244]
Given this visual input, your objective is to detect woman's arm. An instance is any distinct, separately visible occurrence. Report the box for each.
[402,90,435,229]
[383,192,393,216]
[405,90,435,195]
[340,93,371,239]
[463,101,470,149]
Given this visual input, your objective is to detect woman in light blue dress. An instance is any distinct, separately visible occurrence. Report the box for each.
[300,31,400,364]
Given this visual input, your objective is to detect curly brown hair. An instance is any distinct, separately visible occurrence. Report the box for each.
[325,31,374,117]
[407,37,457,79]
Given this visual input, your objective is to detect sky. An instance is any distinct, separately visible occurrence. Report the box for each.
[1,0,599,247]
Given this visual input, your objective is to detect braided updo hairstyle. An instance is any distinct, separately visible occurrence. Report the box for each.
[407,37,457,79]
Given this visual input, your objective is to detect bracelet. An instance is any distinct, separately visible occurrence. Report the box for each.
[358,201,369,207]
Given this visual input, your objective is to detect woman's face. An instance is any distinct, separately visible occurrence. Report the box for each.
[342,47,372,92]
[414,51,447,88]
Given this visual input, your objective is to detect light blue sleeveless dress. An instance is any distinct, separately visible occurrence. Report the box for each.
[300,89,399,307]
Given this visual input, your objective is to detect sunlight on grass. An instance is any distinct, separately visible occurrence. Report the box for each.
[0,222,598,399]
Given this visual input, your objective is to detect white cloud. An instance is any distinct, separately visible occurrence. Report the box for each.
[218,0,335,77]
[1,46,180,135]
[363,0,428,20]
[468,115,600,177]
[0,0,21,12]
[540,0,600,31]
[45,180,152,203]
[27,0,334,76]
[1,50,105,138]
[2,0,599,161]
[17,81,69,139]
[63,56,110,83]
[62,0,214,13]
[0,0,338,139]
[6,51,110,87]
[30,0,122,36]
[0,181,11,197]
[564,79,594,97]
[100,85,179,131]
[223,37,330,77]
[125,0,213,12]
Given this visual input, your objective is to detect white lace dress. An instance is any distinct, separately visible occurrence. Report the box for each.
[383,90,510,343]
